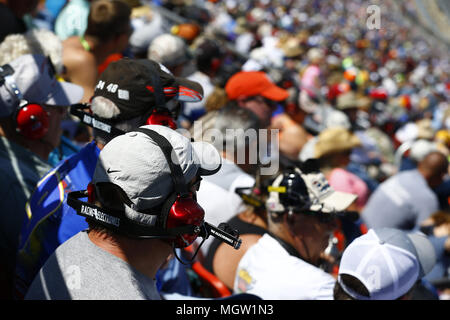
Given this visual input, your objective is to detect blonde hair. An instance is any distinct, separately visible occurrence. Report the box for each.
[0,29,63,74]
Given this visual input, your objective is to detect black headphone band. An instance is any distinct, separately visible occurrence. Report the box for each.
[67,190,200,239]
[134,127,189,195]
[70,104,127,137]
[0,63,27,107]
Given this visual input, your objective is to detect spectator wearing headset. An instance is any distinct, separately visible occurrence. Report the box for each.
[0,53,84,299]
[14,58,204,299]
[25,125,222,300]
[234,166,358,299]
[62,0,132,103]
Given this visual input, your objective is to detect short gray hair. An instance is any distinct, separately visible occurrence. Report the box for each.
[0,29,63,74]
[91,96,149,145]
[212,102,261,153]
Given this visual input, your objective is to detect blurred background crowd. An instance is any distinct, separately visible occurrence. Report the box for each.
[0,0,449,300]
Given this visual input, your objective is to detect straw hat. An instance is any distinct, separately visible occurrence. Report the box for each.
[280,36,304,58]
[336,91,371,110]
[314,127,362,158]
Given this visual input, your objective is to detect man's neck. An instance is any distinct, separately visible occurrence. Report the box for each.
[87,230,172,279]
[0,126,52,161]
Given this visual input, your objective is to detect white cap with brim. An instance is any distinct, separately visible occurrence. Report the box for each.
[338,228,437,300]
[92,124,221,226]
[299,170,358,214]
[0,54,83,117]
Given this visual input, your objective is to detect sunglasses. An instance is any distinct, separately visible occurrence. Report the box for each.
[245,96,278,109]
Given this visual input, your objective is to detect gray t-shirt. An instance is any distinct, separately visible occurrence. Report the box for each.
[25,231,161,300]
[361,169,439,231]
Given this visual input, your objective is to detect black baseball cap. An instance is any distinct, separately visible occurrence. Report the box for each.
[92,58,203,121]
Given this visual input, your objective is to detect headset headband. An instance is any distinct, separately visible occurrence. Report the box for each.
[70,103,126,136]
[134,127,189,196]
[67,190,199,239]
[0,64,24,102]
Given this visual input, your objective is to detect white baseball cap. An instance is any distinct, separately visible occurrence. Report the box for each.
[0,54,83,117]
[299,169,358,214]
[338,228,437,300]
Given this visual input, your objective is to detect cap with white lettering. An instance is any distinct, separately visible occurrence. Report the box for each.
[91,58,203,121]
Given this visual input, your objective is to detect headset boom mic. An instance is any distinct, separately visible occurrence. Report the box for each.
[202,222,242,250]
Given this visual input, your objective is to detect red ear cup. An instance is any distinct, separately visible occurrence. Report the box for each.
[210,58,221,74]
[146,110,177,130]
[16,103,49,140]
[87,183,96,204]
[166,195,205,248]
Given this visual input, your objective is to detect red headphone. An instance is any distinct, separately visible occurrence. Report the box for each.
[14,102,49,140]
[0,64,49,140]
[145,108,177,130]
[134,127,205,248]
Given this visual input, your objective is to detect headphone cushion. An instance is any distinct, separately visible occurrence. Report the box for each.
[162,193,205,248]
[16,103,49,140]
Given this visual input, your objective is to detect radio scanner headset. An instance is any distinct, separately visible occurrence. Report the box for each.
[0,61,52,140]
[67,127,242,264]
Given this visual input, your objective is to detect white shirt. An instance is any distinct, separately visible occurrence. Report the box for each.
[234,234,335,300]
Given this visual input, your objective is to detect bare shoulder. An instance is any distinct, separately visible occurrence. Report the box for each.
[62,37,95,67]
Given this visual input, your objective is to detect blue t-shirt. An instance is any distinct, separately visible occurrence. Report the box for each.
[15,141,100,298]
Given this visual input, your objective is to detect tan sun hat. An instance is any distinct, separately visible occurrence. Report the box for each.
[314,127,362,158]
[337,91,372,110]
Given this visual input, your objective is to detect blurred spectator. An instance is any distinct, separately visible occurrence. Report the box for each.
[225,70,289,128]
[54,0,91,40]
[14,58,205,299]
[190,69,289,144]
[362,151,449,231]
[61,0,132,102]
[147,33,192,77]
[128,3,168,58]
[203,172,270,290]
[298,48,325,115]
[234,167,357,299]
[271,110,310,162]
[420,211,450,284]
[0,29,83,166]
[172,22,201,45]
[196,103,261,255]
[334,227,437,300]
[182,38,226,123]
[0,29,64,75]
[0,0,39,42]
[314,127,370,211]
[0,54,83,299]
